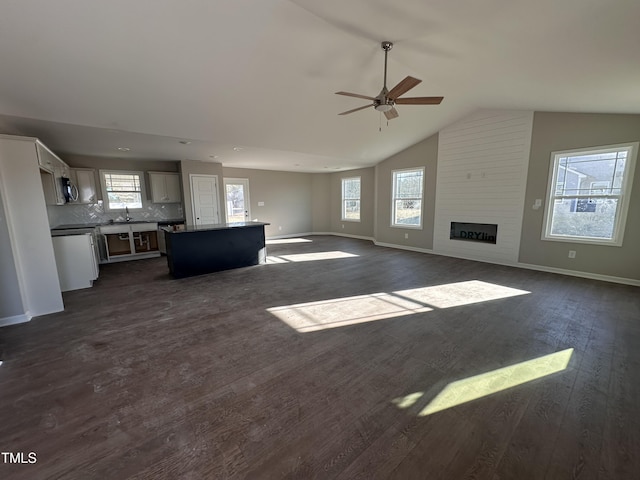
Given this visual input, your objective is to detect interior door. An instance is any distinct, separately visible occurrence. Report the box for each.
[190,174,220,226]
[223,178,251,223]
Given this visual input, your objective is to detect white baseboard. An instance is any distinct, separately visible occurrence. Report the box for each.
[516,262,640,287]
[266,233,640,287]
[328,232,375,242]
[0,313,31,328]
[374,241,433,255]
[266,232,314,240]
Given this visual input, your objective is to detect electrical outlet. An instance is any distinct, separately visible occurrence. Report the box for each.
[278,226,282,231]
[342,224,344,229]
[404,233,409,239]
[568,250,576,259]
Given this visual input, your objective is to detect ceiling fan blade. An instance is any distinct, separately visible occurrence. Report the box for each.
[387,76,422,100]
[384,107,399,120]
[335,91,375,101]
[339,104,374,115]
[395,96,444,105]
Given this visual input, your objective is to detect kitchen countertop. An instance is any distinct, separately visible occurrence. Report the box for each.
[51,219,185,230]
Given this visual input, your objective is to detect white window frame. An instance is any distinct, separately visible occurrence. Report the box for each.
[99,169,146,212]
[391,167,425,229]
[341,176,361,222]
[541,142,637,246]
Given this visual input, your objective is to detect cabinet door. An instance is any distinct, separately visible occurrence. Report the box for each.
[52,161,66,205]
[36,143,55,172]
[72,168,98,203]
[164,173,181,202]
[150,172,181,203]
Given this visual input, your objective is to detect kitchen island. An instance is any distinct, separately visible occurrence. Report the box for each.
[164,222,269,278]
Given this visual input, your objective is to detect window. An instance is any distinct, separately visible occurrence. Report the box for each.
[392,168,424,228]
[542,142,637,246]
[341,177,361,221]
[100,170,144,211]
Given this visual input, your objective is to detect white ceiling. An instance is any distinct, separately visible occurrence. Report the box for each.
[0,0,639,172]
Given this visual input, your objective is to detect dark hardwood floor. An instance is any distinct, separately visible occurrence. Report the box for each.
[1,235,639,479]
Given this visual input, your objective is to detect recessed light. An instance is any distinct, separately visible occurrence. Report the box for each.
[233,147,243,151]
[179,141,191,145]
[117,147,130,152]
[209,155,220,159]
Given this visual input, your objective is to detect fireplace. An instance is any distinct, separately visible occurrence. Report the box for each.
[450,222,497,244]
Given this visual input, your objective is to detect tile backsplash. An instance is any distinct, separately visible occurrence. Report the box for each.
[48,201,184,227]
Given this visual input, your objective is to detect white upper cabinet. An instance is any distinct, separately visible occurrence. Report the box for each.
[70,168,98,204]
[149,172,181,203]
[36,142,68,205]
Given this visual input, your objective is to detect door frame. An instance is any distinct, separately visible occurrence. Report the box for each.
[223,177,251,223]
[189,174,220,226]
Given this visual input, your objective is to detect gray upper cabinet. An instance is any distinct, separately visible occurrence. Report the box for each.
[149,172,181,203]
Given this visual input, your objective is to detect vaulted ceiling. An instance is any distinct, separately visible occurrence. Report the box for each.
[1,0,638,172]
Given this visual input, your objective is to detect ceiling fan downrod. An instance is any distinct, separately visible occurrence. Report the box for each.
[376,41,394,111]
[381,41,393,92]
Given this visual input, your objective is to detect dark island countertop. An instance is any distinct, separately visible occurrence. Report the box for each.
[164,221,270,233]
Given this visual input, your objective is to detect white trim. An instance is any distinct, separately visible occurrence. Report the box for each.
[262,232,640,286]
[329,232,374,242]
[341,176,361,222]
[0,313,31,328]
[374,241,433,255]
[223,177,251,223]
[516,262,640,287]
[99,169,146,212]
[266,232,314,240]
[189,174,220,225]
[541,142,638,247]
[391,167,425,229]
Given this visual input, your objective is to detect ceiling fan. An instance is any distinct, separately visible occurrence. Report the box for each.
[336,41,443,120]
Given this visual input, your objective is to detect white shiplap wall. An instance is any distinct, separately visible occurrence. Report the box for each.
[433,110,534,264]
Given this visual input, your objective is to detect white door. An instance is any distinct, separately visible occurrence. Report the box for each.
[223,178,251,223]
[190,174,220,226]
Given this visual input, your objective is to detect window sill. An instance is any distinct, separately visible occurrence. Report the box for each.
[541,235,622,247]
[391,224,423,230]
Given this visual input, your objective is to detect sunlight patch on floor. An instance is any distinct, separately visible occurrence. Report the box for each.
[267,251,358,263]
[392,348,573,416]
[394,280,530,309]
[267,293,432,332]
[268,280,530,332]
[266,238,313,245]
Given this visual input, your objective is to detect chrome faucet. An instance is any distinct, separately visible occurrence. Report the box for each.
[125,206,131,222]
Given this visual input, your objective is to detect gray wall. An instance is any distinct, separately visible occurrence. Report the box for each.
[329,167,375,238]
[223,167,313,238]
[0,186,24,319]
[374,133,438,249]
[311,173,331,232]
[520,112,640,279]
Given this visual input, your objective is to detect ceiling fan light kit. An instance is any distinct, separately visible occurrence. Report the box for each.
[336,41,443,120]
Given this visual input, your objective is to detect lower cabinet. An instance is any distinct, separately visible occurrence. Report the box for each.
[100,223,160,262]
[52,233,99,292]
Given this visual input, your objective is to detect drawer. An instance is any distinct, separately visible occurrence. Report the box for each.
[131,222,158,232]
[100,224,130,234]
